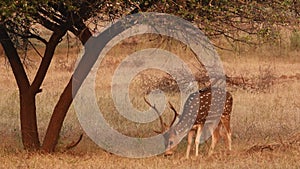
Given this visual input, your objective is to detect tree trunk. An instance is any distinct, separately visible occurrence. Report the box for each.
[1,24,69,151]
[41,80,73,152]
[41,28,92,152]
[20,91,40,150]
[42,21,129,152]
[0,25,40,150]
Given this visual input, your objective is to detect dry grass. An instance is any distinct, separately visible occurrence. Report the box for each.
[0,36,300,168]
[0,147,299,169]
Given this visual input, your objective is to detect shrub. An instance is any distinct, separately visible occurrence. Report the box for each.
[290,30,300,51]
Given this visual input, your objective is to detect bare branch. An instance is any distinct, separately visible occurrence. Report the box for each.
[33,13,61,32]
[31,27,67,94]
[65,134,83,150]
[28,33,48,45]
[6,28,48,45]
[27,40,43,58]
[0,24,30,92]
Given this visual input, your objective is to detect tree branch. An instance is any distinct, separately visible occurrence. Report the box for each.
[6,29,48,45]
[0,24,30,92]
[38,6,66,26]
[129,0,160,14]
[31,27,67,94]
[33,13,61,32]
[28,40,43,58]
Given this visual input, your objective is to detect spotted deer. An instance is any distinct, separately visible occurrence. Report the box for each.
[146,87,233,159]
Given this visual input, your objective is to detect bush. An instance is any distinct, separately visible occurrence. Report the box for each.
[290,30,300,51]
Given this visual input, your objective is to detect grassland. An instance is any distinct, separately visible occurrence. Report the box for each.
[0,37,299,168]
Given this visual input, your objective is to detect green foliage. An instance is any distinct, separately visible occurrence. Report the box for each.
[0,0,298,48]
[138,0,297,45]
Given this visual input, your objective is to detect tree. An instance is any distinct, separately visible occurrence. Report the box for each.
[0,0,297,153]
[0,0,162,152]
[0,0,102,151]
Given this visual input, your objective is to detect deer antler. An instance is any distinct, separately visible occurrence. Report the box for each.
[168,101,180,126]
[144,97,166,133]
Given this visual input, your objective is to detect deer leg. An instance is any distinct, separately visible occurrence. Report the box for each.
[186,130,195,159]
[227,131,232,151]
[208,123,221,156]
[195,125,203,157]
[221,118,232,151]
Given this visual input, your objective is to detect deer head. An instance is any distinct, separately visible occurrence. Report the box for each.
[163,102,181,156]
